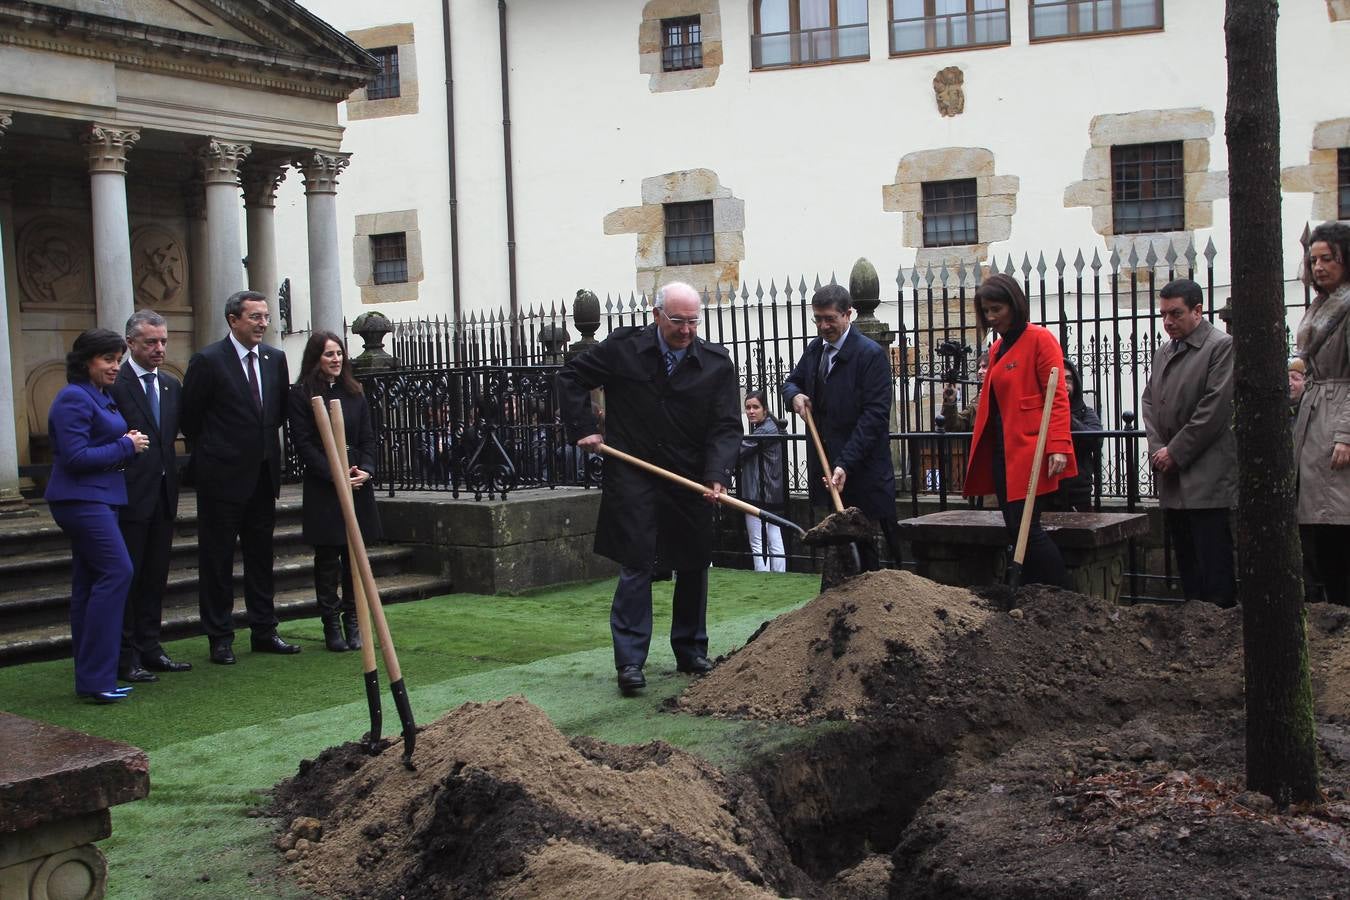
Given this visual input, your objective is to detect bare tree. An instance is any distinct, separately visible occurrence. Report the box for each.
[1225,0,1318,803]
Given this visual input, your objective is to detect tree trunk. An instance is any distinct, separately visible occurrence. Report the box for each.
[1225,0,1318,804]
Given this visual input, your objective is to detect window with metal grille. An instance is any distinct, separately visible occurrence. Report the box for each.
[371,233,408,284]
[1030,0,1162,41]
[662,16,703,71]
[1340,148,1350,221]
[664,202,715,266]
[922,179,979,247]
[891,0,1009,55]
[752,0,869,69]
[366,47,401,100]
[1111,141,1184,234]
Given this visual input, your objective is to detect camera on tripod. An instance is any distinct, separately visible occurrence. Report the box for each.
[934,339,970,384]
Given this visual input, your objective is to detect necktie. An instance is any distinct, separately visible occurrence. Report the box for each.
[246,351,262,412]
[142,372,159,427]
[818,344,835,384]
[664,349,678,376]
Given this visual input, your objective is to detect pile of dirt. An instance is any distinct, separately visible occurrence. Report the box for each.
[270,696,813,899]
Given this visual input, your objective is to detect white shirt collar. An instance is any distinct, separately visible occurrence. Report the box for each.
[228,333,261,359]
[824,325,850,352]
[127,358,156,379]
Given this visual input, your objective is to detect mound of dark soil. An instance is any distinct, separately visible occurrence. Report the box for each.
[270,696,813,899]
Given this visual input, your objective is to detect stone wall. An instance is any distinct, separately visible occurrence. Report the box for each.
[1281,117,1350,223]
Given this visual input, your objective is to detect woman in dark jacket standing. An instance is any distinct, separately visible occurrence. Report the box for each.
[287,331,381,651]
[1047,358,1103,512]
[739,390,787,572]
[47,329,149,703]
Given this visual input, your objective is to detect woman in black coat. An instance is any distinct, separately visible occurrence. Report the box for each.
[287,331,381,652]
[1048,358,1103,512]
[739,390,787,572]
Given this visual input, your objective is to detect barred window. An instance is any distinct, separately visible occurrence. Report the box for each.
[664,201,715,266]
[753,0,869,69]
[1339,148,1349,221]
[1111,141,1184,235]
[922,179,979,247]
[367,47,401,100]
[1030,0,1162,41]
[371,233,409,284]
[662,16,703,71]
[891,0,1010,55]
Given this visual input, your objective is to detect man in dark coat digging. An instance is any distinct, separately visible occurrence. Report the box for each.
[557,281,741,696]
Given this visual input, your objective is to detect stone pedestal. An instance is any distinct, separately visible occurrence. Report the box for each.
[0,712,149,900]
[898,509,1151,603]
[377,487,617,594]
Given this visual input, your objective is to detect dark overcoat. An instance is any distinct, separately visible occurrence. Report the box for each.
[287,382,382,547]
[111,363,180,523]
[556,324,741,571]
[180,337,289,499]
[783,327,897,520]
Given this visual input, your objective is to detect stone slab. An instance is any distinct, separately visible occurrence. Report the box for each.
[0,713,148,833]
[897,509,1150,549]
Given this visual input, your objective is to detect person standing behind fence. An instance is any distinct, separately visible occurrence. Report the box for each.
[1141,278,1237,608]
[962,274,1075,589]
[1047,358,1103,513]
[1294,222,1350,607]
[739,390,787,572]
[287,332,380,652]
[556,281,741,696]
[940,351,989,432]
[783,284,901,574]
[47,329,150,703]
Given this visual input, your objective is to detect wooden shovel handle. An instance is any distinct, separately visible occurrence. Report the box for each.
[802,406,845,513]
[1012,367,1059,567]
[595,443,763,519]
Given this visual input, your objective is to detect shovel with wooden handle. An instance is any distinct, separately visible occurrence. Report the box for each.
[594,444,804,538]
[1006,367,1060,592]
[800,406,866,573]
[312,396,418,770]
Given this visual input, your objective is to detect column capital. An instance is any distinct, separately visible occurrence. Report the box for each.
[240,163,288,208]
[0,111,13,147]
[198,139,252,185]
[292,150,351,195]
[81,124,141,174]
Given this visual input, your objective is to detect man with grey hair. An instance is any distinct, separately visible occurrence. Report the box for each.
[182,290,297,664]
[557,281,741,696]
[111,309,190,681]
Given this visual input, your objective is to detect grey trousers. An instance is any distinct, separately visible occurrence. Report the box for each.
[611,565,708,669]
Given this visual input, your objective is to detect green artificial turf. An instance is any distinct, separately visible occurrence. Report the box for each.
[0,569,821,900]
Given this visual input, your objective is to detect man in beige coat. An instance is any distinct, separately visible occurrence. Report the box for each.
[1141,278,1237,607]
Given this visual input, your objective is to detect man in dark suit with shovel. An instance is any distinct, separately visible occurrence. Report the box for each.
[181,290,299,664]
[112,310,191,682]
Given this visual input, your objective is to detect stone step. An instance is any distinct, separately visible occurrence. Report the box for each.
[0,571,454,667]
[0,544,418,631]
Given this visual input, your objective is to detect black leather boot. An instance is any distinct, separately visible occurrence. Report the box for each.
[342,610,363,651]
[322,616,348,652]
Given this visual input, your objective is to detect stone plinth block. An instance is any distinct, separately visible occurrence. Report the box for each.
[377,488,617,594]
[898,509,1150,604]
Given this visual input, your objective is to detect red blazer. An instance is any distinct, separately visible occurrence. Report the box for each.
[963,324,1076,502]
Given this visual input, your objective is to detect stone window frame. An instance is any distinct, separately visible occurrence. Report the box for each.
[1340,148,1350,219]
[1281,119,1350,224]
[1028,0,1164,43]
[354,210,423,305]
[751,0,870,70]
[1063,108,1227,260]
[881,147,1019,268]
[346,24,419,120]
[604,168,746,297]
[888,0,1011,57]
[640,1,722,92]
[1328,1,1350,23]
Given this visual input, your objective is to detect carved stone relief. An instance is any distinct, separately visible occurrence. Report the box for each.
[131,224,188,309]
[934,66,964,117]
[17,217,92,307]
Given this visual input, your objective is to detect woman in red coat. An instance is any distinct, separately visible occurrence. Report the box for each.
[963,273,1076,589]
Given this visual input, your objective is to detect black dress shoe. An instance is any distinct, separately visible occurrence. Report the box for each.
[78,690,129,704]
[144,654,193,673]
[250,632,301,655]
[209,640,236,665]
[617,665,646,695]
[676,656,714,675]
[118,665,159,683]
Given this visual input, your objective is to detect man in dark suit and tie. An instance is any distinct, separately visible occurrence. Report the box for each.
[181,290,299,663]
[111,310,191,682]
[784,283,901,574]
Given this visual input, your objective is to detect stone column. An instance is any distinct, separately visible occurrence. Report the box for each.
[241,163,287,345]
[293,151,350,336]
[196,139,251,327]
[81,124,140,333]
[0,112,32,516]
[184,181,216,351]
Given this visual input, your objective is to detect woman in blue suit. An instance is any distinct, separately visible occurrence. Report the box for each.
[46,329,149,703]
